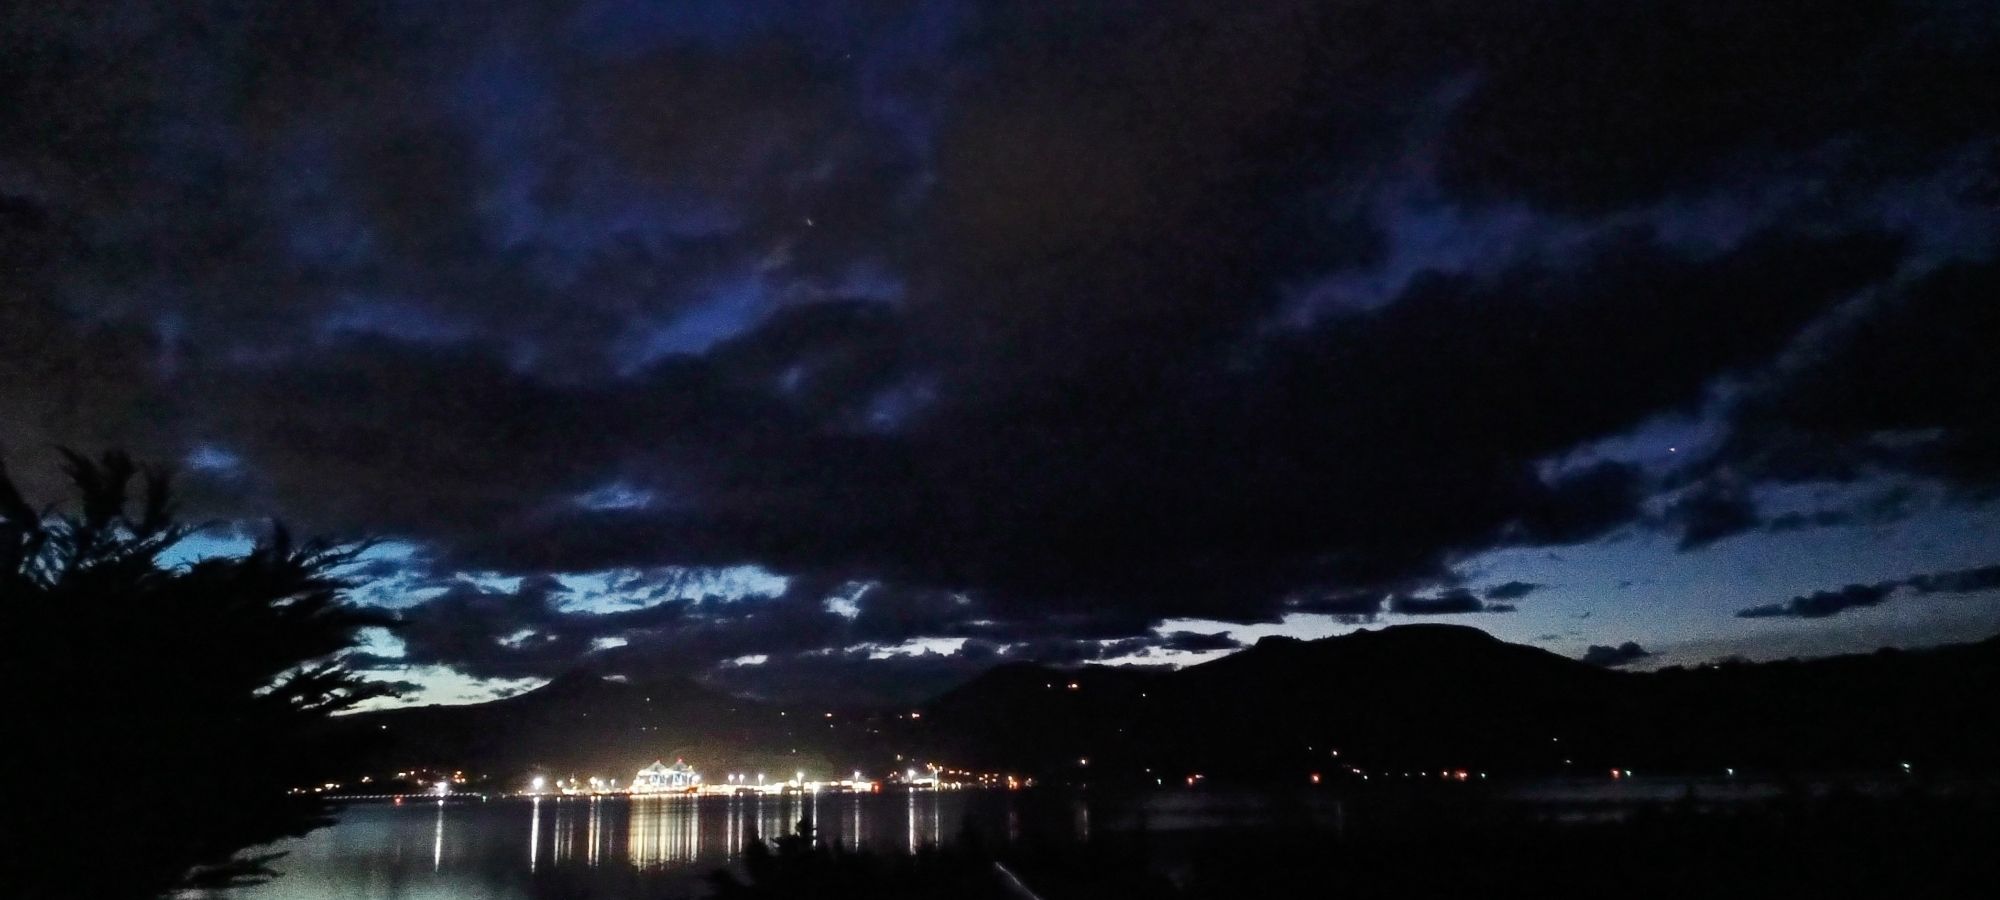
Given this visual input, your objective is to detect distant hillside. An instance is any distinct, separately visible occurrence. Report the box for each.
[340,626,2000,786]
[904,625,2000,782]
[342,672,890,784]
[1132,625,1629,774]
[917,660,1166,771]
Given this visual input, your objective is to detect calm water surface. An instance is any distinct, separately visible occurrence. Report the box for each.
[197,791,1036,900]
[193,778,1804,898]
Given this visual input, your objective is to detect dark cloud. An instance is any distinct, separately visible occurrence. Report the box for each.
[1580,642,1652,668]
[1906,564,2000,595]
[708,641,1008,707]
[1666,480,1761,550]
[1439,0,2000,212]
[1735,563,2000,619]
[1483,581,1542,601]
[1389,589,1515,616]
[1713,259,2000,493]
[389,574,699,679]
[1764,486,1916,535]
[1737,582,1900,619]
[1293,591,1387,621]
[1153,631,1243,654]
[369,568,1235,695]
[4,0,1997,699]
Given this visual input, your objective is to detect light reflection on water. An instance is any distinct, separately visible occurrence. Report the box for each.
[190,787,1374,900]
[197,791,989,900]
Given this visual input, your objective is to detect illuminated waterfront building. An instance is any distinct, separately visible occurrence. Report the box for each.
[631,758,701,793]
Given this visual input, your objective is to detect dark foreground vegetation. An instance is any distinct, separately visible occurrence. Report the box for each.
[1,451,385,898]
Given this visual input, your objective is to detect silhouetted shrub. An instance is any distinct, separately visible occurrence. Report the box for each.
[1,450,392,898]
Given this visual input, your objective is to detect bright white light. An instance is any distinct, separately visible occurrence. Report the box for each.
[531,776,546,790]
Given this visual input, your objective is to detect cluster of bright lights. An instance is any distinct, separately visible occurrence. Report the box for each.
[498,756,1042,799]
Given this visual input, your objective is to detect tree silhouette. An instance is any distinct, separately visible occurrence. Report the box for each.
[0,450,393,898]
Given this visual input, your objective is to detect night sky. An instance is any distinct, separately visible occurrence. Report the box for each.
[5,1,1998,707]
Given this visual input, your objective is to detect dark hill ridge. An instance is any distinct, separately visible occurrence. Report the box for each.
[919,660,1167,772]
[911,624,1628,777]
[343,625,2000,784]
[348,672,879,782]
[1137,624,1629,774]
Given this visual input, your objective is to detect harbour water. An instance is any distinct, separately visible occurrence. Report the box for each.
[190,791,1014,900]
[185,777,1880,899]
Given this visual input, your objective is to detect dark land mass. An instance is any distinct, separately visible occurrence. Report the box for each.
[338,625,2000,787]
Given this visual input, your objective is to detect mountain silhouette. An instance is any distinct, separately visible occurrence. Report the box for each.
[348,672,877,784]
[346,626,2000,785]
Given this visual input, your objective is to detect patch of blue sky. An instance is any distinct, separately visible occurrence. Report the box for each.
[353,627,407,660]
[553,565,790,613]
[1095,638,1235,670]
[497,628,539,648]
[1146,497,1999,673]
[453,571,527,593]
[1538,408,1729,479]
[824,588,864,620]
[160,529,258,567]
[866,637,966,659]
[349,665,549,712]
[343,541,449,608]
[1455,498,2000,666]
[573,481,659,511]
[184,443,244,474]
[618,276,768,369]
